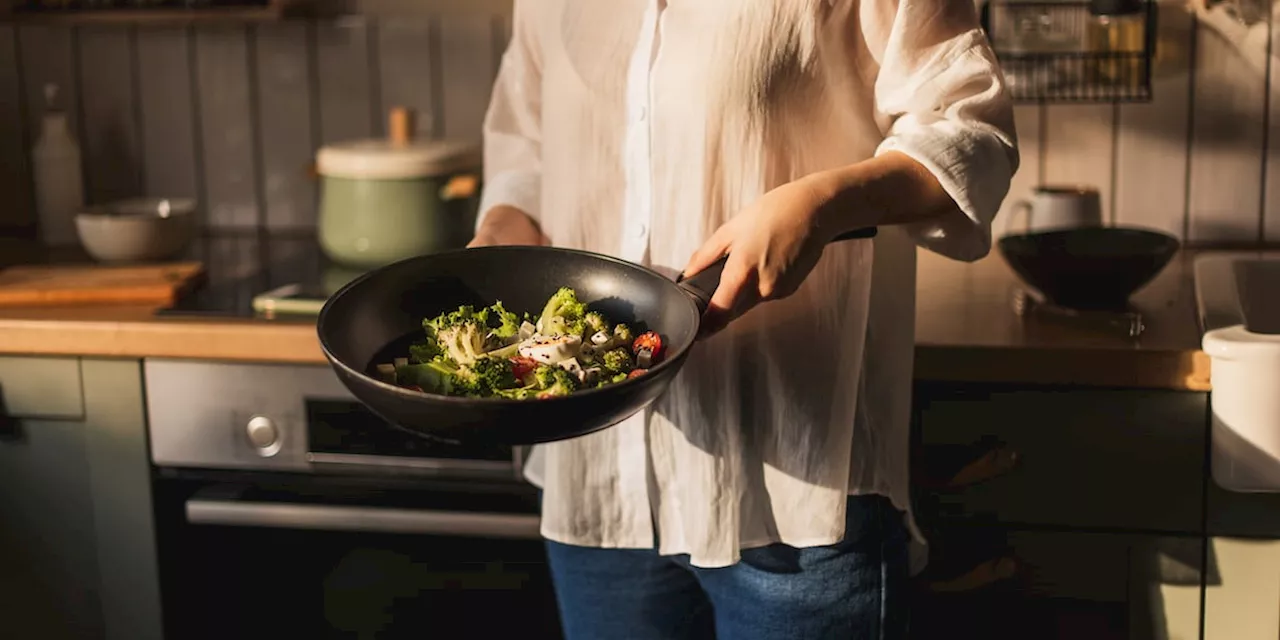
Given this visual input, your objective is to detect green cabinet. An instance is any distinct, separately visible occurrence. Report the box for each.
[0,357,161,640]
[910,382,1210,640]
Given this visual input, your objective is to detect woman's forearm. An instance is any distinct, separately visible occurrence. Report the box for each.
[806,150,961,239]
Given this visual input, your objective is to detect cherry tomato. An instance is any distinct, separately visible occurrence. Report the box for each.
[627,369,648,379]
[632,332,663,359]
[509,356,538,381]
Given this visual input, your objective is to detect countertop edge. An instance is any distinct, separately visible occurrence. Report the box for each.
[914,344,1211,392]
[0,316,1212,391]
[0,316,328,365]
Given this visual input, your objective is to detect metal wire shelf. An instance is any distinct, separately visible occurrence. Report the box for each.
[981,0,1159,103]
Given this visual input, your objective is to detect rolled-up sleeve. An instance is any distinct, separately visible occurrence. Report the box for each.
[864,0,1019,262]
[476,0,544,231]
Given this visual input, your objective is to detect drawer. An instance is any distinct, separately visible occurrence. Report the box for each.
[0,356,83,420]
[913,529,1203,640]
[913,384,1208,534]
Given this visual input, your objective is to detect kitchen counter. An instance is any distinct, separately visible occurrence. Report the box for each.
[914,248,1208,391]
[0,237,1210,390]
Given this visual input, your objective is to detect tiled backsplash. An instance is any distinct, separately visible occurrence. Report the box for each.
[1,0,1279,246]
[0,12,505,234]
[1000,0,1280,245]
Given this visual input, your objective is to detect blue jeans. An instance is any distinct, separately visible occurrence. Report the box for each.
[544,495,909,640]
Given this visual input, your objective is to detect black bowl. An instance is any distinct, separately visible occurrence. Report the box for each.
[997,227,1180,310]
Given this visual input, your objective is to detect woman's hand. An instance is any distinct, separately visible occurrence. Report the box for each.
[468,205,549,248]
[681,176,839,337]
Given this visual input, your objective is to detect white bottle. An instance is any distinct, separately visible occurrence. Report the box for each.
[32,83,85,247]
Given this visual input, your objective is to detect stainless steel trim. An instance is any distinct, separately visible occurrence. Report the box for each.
[185,499,543,539]
[305,452,516,473]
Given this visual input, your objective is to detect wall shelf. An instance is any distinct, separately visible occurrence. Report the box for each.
[981,0,1159,104]
[0,0,324,24]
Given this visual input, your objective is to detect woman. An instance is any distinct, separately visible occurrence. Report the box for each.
[470,1,1017,638]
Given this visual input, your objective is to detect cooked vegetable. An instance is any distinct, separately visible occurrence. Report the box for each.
[537,287,587,337]
[382,287,662,400]
[601,348,633,375]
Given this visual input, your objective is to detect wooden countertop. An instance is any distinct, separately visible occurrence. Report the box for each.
[914,249,1208,391]
[0,241,1210,391]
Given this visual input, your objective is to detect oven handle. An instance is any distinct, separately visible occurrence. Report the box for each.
[185,499,543,540]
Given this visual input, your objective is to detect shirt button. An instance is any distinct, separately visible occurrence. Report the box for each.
[636,106,647,122]
[633,221,648,238]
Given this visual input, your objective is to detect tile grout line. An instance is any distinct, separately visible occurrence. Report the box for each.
[245,24,268,231]
[366,18,383,136]
[428,16,445,139]
[186,26,210,228]
[1181,15,1199,244]
[127,26,146,196]
[70,26,90,204]
[1257,2,1274,244]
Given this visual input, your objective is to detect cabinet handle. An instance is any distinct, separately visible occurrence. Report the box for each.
[946,445,1019,488]
[924,555,1019,593]
[0,413,17,440]
[186,498,542,540]
[0,391,19,441]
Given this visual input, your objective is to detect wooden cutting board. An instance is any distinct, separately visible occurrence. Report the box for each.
[0,262,206,307]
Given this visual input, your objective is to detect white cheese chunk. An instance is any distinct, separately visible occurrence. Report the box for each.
[518,334,582,364]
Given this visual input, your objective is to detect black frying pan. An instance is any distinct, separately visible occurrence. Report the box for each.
[316,227,877,445]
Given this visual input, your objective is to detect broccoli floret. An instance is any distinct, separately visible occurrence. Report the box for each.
[612,324,634,345]
[408,340,442,363]
[536,287,587,337]
[455,358,519,397]
[494,386,536,400]
[427,305,485,331]
[601,348,633,375]
[438,324,487,365]
[425,306,491,365]
[583,311,609,336]
[530,364,579,398]
[395,359,459,395]
[486,301,521,341]
[598,372,629,387]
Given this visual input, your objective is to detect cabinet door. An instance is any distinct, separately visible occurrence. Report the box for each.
[0,417,103,640]
[0,358,160,640]
[913,384,1208,534]
[1202,538,1280,640]
[911,530,1203,640]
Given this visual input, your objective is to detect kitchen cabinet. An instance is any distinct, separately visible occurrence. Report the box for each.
[1201,538,1280,640]
[913,383,1208,534]
[910,382,1210,639]
[0,357,161,640]
[911,530,1202,640]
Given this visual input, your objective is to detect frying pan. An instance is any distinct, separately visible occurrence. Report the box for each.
[316,226,877,445]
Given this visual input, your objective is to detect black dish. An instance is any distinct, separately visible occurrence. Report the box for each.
[316,227,878,446]
[998,227,1180,310]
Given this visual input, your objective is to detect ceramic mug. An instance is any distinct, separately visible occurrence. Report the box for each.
[1010,186,1104,234]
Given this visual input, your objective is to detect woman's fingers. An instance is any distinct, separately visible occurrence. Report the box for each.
[682,223,735,279]
[700,257,760,338]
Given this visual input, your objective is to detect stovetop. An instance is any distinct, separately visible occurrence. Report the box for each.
[156,231,369,320]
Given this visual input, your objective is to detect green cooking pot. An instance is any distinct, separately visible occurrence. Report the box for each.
[316,125,480,269]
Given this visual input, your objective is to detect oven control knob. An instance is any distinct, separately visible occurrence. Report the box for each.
[245,415,280,453]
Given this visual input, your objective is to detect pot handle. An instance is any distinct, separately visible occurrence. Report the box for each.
[676,227,878,314]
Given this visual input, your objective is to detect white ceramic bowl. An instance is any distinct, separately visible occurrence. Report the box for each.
[75,198,197,263]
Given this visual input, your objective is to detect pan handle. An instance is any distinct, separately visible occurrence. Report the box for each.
[675,226,878,313]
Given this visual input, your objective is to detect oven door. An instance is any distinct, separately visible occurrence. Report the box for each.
[154,472,561,640]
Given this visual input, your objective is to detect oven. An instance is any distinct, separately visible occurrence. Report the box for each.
[145,359,561,640]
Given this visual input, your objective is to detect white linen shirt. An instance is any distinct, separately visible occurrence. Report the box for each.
[477,0,1018,571]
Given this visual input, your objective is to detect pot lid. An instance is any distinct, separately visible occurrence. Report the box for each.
[316,107,480,179]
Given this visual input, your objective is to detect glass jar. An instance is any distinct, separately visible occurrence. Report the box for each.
[1087,0,1147,93]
